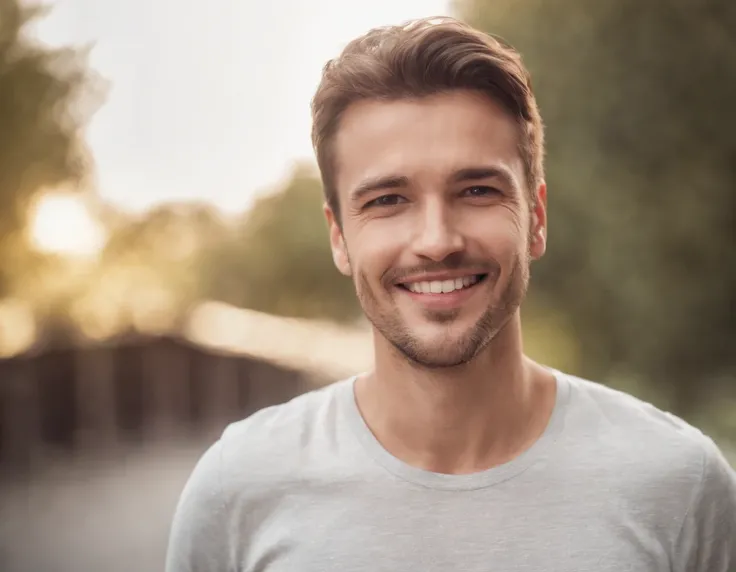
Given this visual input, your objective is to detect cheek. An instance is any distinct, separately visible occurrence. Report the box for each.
[348,226,402,283]
[467,210,527,258]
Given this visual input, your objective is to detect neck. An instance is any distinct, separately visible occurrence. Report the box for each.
[355,313,557,474]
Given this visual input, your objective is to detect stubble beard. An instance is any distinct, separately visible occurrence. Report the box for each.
[355,252,530,369]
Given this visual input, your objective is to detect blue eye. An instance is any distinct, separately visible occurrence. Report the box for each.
[365,194,406,208]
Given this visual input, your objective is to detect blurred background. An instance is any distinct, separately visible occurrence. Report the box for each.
[0,0,734,570]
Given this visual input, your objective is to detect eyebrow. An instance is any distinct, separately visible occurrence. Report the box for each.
[349,165,519,202]
[449,166,518,192]
[349,175,409,202]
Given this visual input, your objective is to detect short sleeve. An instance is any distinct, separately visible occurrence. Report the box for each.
[674,436,736,572]
[165,440,231,572]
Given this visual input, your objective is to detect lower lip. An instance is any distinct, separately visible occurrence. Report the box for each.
[397,279,484,310]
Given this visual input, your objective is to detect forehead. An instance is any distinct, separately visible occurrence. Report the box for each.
[333,90,524,196]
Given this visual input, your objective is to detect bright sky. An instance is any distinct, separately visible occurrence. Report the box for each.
[31,0,453,214]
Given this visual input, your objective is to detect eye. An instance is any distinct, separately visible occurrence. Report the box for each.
[364,194,407,208]
[463,185,501,198]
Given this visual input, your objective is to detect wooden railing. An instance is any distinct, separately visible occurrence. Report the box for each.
[0,334,313,474]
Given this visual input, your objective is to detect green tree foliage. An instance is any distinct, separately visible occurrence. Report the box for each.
[457,0,736,418]
[0,0,102,294]
[205,164,361,323]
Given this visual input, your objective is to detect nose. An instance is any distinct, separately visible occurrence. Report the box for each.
[410,199,465,262]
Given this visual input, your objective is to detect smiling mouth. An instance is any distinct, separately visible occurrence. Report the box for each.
[397,274,488,294]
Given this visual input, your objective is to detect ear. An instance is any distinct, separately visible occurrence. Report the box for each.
[324,202,352,276]
[529,181,547,260]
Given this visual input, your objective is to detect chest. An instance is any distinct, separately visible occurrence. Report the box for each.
[236,487,672,572]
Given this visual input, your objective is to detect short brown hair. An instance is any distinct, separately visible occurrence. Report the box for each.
[311,17,544,222]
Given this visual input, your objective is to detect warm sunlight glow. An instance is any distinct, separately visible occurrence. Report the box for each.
[30,193,106,257]
[70,265,181,340]
[130,284,178,335]
[185,301,373,380]
[70,290,125,342]
[0,298,36,358]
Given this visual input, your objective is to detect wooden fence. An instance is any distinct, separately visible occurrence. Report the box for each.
[0,334,313,475]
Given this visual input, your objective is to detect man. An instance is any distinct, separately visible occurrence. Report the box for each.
[166,17,736,571]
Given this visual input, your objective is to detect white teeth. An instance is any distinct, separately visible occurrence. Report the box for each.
[405,275,481,294]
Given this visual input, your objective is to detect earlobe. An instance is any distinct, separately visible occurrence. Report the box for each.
[530,182,548,259]
[332,232,352,276]
[530,228,546,260]
[324,203,352,277]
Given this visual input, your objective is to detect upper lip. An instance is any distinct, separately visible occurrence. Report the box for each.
[395,271,486,285]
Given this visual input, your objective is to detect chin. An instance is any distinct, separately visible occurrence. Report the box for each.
[387,324,493,369]
[396,341,485,369]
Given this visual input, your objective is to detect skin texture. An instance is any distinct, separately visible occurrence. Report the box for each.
[324,90,556,474]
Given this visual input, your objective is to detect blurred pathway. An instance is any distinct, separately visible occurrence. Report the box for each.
[0,438,209,572]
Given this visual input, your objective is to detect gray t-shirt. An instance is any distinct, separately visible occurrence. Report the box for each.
[165,371,736,572]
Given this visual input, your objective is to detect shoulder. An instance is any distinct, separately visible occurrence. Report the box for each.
[165,380,350,571]
[218,378,349,483]
[559,371,734,512]
[674,433,736,571]
[559,372,735,563]
[221,378,347,447]
[562,371,718,465]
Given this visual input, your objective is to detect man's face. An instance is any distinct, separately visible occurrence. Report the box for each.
[325,90,547,368]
